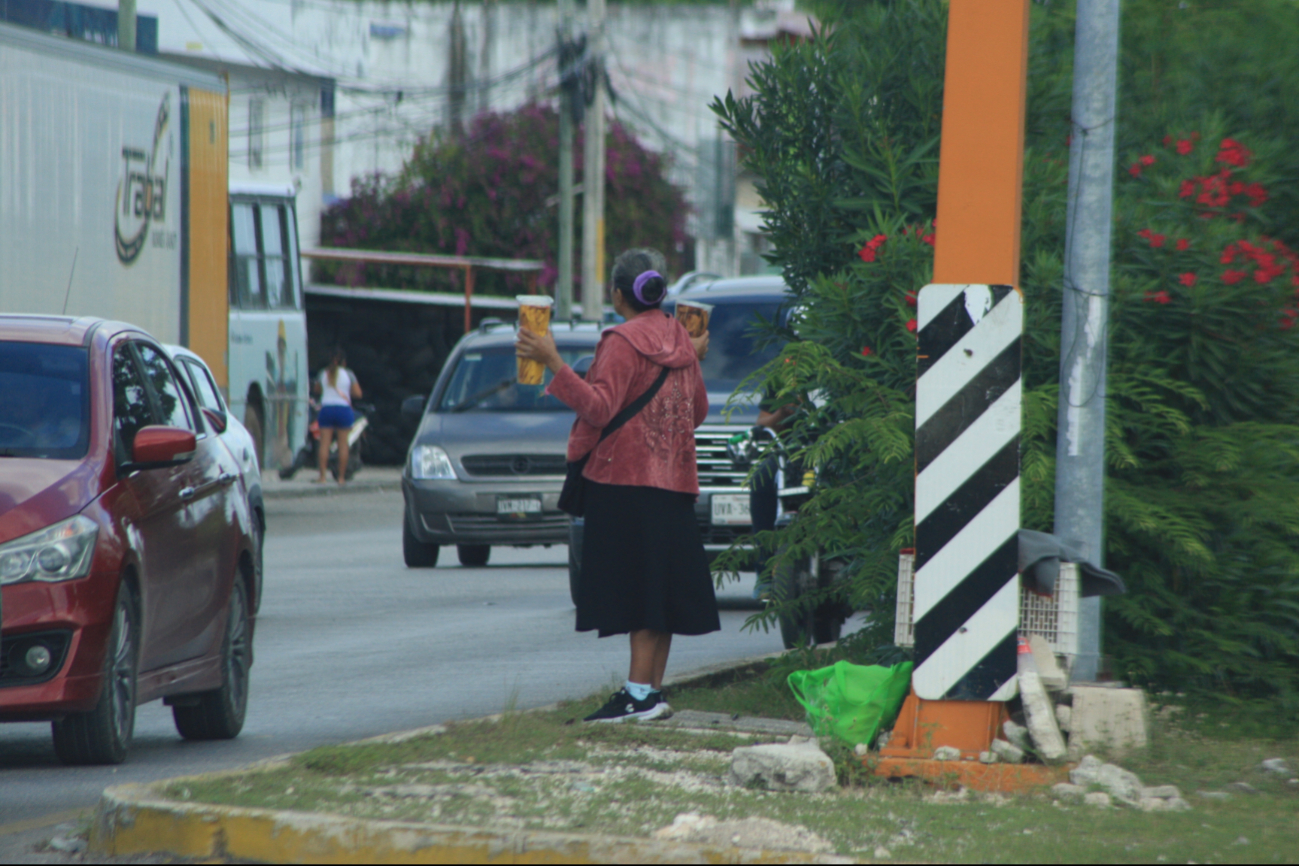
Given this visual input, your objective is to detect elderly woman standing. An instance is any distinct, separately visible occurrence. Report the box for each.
[516,249,718,722]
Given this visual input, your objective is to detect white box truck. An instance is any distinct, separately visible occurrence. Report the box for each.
[0,23,307,468]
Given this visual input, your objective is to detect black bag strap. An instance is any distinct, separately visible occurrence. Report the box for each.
[596,365,671,445]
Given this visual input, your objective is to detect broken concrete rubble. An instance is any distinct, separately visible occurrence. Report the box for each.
[990,739,1025,764]
[1001,719,1032,752]
[932,746,962,761]
[728,737,836,793]
[1069,755,1143,804]
[1020,669,1068,763]
[1028,635,1068,691]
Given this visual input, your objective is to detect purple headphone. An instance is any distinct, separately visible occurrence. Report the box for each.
[632,270,663,306]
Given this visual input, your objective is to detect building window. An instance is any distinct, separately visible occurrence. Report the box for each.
[248,99,265,169]
[290,103,307,170]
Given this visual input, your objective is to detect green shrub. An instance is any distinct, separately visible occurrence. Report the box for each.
[713,0,1299,721]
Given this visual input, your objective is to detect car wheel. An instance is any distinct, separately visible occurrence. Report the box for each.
[173,579,251,741]
[457,544,490,567]
[52,582,138,765]
[403,518,439,567]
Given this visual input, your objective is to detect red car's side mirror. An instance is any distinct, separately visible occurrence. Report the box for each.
[124,426,196,472]
[201,407,227,434]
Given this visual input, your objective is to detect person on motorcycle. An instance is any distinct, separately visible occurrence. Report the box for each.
[315,347,363,485]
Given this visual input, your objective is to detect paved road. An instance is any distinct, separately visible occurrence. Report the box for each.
[0,489,781,854]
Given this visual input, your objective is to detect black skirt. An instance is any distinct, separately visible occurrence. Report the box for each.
[577,481,721,638]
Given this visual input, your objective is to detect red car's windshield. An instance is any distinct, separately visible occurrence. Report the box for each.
[0,342,90,459]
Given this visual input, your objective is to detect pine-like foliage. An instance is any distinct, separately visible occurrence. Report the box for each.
[713,0,1299,721]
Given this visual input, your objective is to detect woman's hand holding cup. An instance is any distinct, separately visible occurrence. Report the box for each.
[515,327,565,375]
[690,331,710,362]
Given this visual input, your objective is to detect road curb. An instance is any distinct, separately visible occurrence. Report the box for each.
[90,781,843,864]
[88,650,824,864]
[262,472,403,500]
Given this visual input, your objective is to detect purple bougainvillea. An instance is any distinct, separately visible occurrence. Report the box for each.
[318,103,691,297]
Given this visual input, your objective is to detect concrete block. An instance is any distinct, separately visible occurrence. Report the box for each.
[1029,635,1068,690]
[1050,783,1086,801]
[933,746,962,761]
[1001,720,1031,752]
[1083,792,1112,808]
[728,740,836,793]
[1067,686,1149,758]
[990,739,1024,764]
[1020,671,1068,763]
[1055,704,1072,732]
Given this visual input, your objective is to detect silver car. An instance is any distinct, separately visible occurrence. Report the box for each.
[400,321,603,568]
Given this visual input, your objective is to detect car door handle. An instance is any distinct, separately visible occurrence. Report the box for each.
[179,474,236,501]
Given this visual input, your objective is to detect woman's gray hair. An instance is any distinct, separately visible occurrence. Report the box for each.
[610,248,669,311]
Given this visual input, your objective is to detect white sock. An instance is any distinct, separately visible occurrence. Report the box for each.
[625,680,653,701]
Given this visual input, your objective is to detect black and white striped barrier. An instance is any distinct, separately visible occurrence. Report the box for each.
[913,284,1023,702]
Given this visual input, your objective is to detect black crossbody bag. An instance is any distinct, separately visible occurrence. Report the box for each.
[558,365,671,517]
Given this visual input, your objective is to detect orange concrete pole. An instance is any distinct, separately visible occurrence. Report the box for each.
[931,0,1031,289]
[877,1,1032,788]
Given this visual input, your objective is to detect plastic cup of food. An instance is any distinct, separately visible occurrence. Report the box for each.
[516,295,555,385]
[676,300,713,338]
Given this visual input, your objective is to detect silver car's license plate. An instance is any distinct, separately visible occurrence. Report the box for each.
[711,493,751,525]
[497,495,542,519]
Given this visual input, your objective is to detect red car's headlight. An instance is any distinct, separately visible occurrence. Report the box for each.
[0,515,99,585]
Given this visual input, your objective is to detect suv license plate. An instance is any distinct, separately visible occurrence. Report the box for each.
[497,496,543,519]
[711,493,751,526]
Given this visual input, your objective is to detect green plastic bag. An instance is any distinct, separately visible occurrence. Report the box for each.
[787,660,914,747]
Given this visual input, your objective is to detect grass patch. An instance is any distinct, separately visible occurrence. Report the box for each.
[166,674,1299,862]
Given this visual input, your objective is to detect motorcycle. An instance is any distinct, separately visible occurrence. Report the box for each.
[278,400,374,481]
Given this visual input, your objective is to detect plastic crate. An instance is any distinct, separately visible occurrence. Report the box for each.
[893,553,1080,662]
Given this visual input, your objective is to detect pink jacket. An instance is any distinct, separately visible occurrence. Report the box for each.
[547,310,709,496]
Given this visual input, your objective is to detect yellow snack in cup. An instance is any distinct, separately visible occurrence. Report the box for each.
[676,300,713,339]
[516,295,554,386]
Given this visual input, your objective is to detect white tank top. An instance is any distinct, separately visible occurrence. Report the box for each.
[320,368,354,407]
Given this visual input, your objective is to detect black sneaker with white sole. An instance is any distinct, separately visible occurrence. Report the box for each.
[583,688,670,723]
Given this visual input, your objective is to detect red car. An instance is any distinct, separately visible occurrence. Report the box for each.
[0,315,257,764]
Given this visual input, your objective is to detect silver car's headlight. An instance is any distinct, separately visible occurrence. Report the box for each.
[0,515,99,585]
[410,444,457,480]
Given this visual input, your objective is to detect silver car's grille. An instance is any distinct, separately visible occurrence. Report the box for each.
[444,513,570,540]
[695,426,747,489]
[460,454,567,477]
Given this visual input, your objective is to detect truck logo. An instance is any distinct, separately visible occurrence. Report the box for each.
[114,94,171,264]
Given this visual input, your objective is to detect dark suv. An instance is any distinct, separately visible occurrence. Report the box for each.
[400,321,604,568]
[662,276,794,556]
[0,316,257,764]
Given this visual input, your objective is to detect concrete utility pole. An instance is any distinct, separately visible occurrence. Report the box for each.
[556,0,576,320]
[580,0,606,321]
[1054,0,1121,683]
[117,0,136,52]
